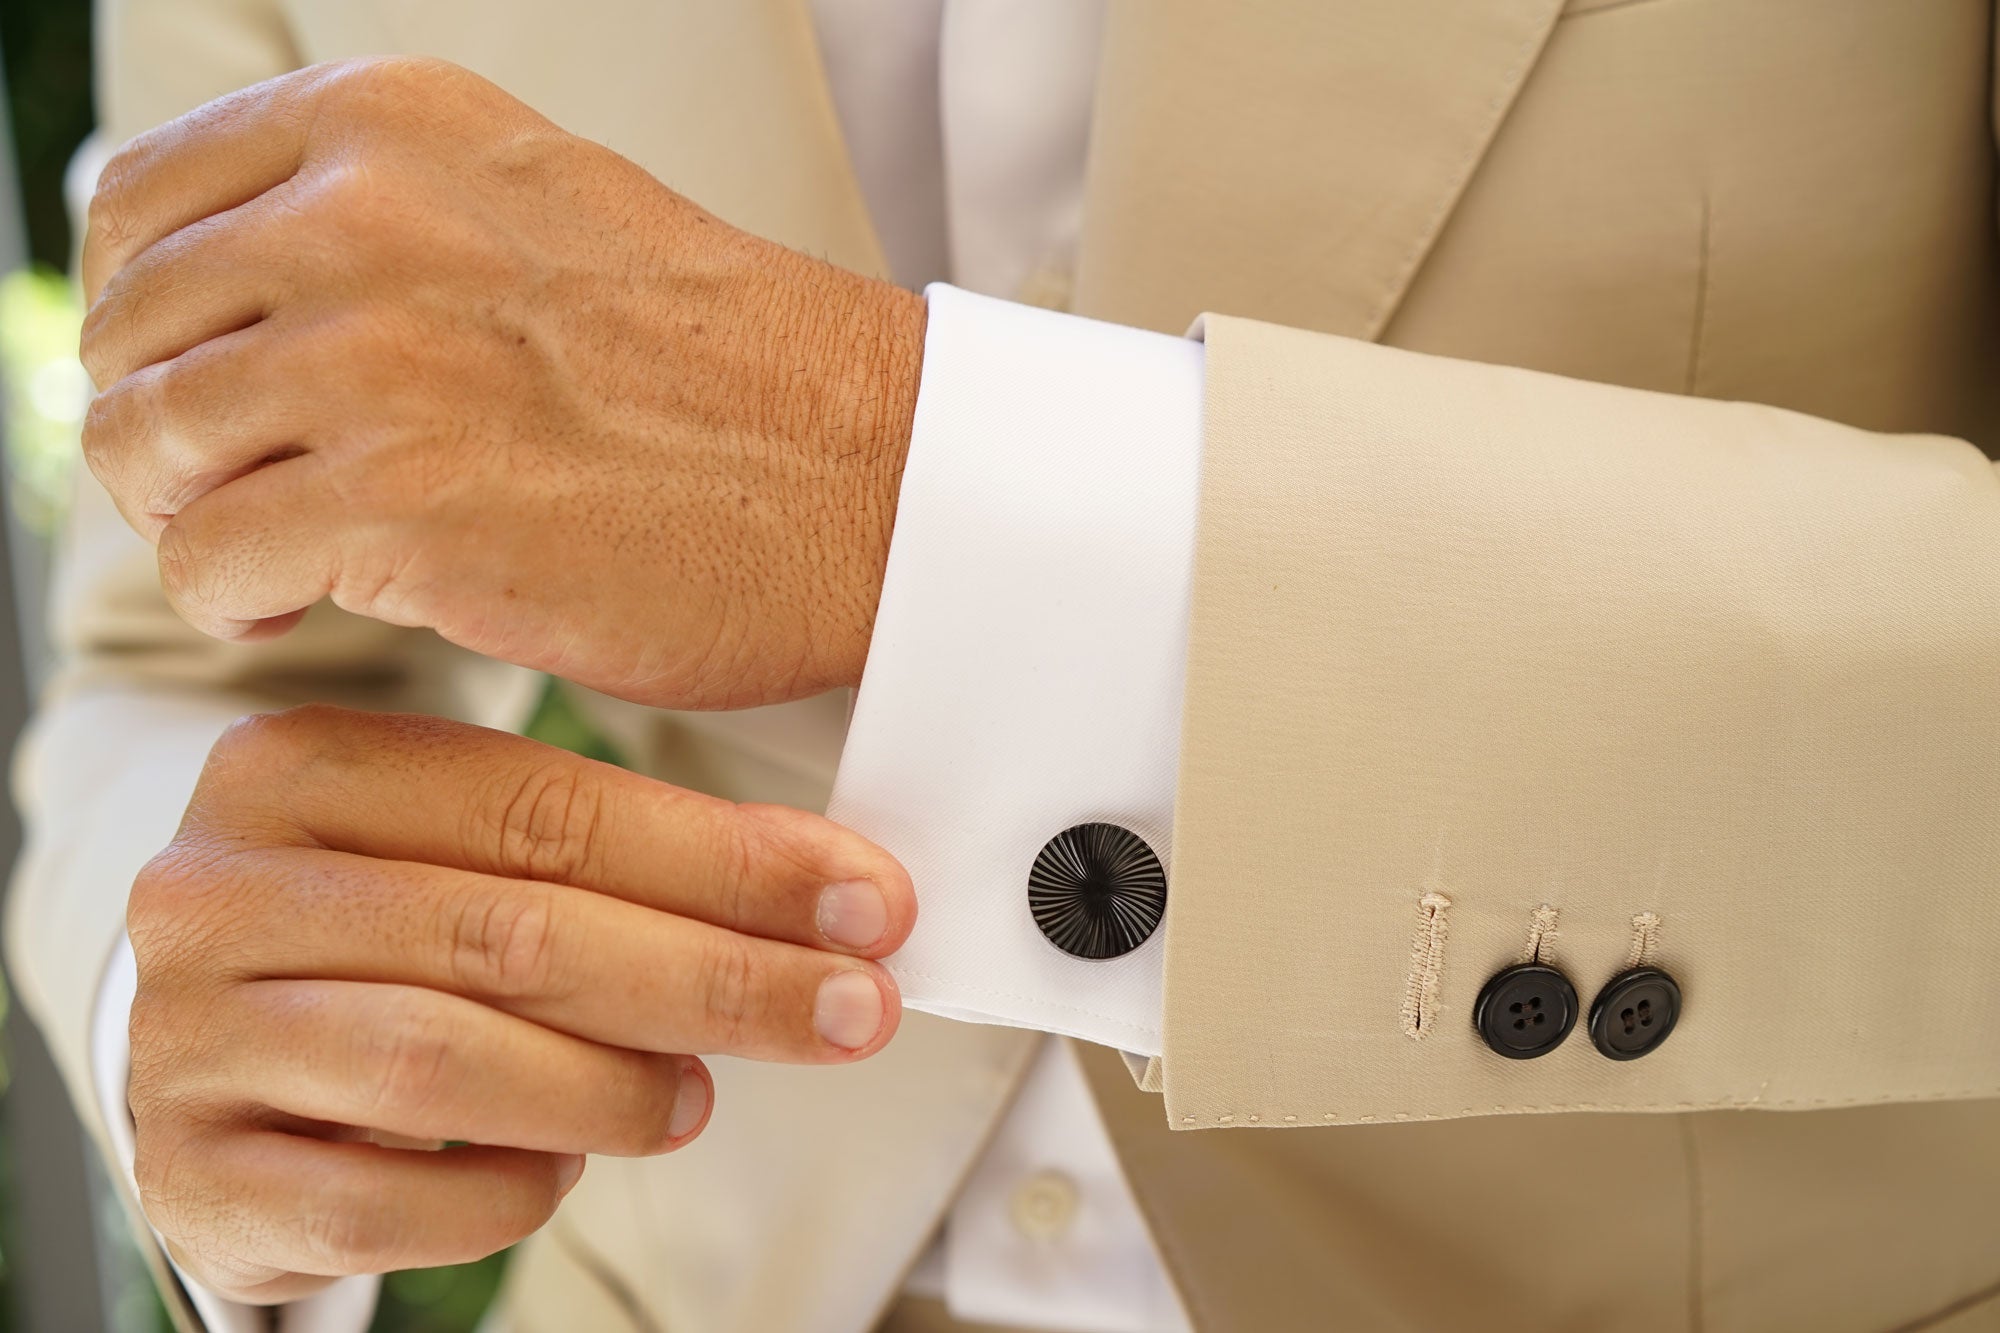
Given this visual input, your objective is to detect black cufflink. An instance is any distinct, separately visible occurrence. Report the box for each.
[1028,823,1167,960]
[1473,963,1579,1059]
[1587,967,1681,1060]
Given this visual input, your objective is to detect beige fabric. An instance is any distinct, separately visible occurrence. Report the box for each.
[14,0,2000,1329]
[1150,0,2000,1120]
[1168,319,2000,1124]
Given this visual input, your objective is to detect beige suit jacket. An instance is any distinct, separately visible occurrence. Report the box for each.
[12,0,2000,1329]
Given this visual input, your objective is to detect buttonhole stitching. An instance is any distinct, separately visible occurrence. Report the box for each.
[1625,911,1663,969]
[1401,892,1452,1039]
[1520,903,1561,965]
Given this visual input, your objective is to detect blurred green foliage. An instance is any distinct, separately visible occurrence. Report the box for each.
[0,267,87,536]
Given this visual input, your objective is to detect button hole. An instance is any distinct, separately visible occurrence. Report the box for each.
[1401,892,1452,1041]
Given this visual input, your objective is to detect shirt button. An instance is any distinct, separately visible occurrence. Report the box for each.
[1473,963,1579,1059]
[1009,1169,1080,1241]
[1587,966,1682,1060]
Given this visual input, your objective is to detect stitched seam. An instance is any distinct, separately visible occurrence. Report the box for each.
[1401,892,1453,1039]
[1520,903,1561,964]
[1173,1084,2000,1127]
[1626,911,1663,969]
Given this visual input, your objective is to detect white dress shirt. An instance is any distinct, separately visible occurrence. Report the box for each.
[91,2,1205,1330]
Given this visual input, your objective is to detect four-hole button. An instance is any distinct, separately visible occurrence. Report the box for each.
[1472,963,1578,1059]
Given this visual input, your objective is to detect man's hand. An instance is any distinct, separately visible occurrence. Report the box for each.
[80,57,925,710]
[127,706,912,1302]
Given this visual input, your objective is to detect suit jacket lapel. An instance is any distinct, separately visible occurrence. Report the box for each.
[1072,0,1568,338]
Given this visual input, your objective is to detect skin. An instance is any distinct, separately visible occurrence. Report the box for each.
[127,706,915,1302]
[77,57,930,1300]
[80,55,926,709]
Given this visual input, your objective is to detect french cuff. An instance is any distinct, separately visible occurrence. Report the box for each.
[827,283,1203,1059]
[93,938,382,1333]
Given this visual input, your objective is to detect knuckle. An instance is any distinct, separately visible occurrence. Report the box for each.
[298,1190,406,1273]
[131,1120,210,1240]
[126,1022,213,1139]
[485,761,606,884]
[321,56,469,135]
[357,1007,455,1122]
[197,712,295,795]
[80,369,168,508]
[87,152,144,252]
[79,382,132,475]
[207,704,348,771]
[125,991,187,1121]
[692,933,758,1050]
[149,356,203,435]
[202,706,405,808]
[77,298,123,389]
[704,808,762,933]
[153,518,211,610]
[126,844,245,974]
[445,885,562,999]
[125,848,199,950]
[310,159,385,231]
[256,701,351,742]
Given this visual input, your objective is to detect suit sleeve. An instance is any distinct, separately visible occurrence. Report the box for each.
[1158,313,2000,1129]
[3,3,537,1326]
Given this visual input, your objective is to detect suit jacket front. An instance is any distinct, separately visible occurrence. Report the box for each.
[13,0,2000,1330]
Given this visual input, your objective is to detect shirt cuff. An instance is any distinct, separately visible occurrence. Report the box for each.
[828,283,1203,1058]
[93,936,382,1333]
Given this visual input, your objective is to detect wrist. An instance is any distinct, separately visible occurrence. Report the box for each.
[809,269,927,689]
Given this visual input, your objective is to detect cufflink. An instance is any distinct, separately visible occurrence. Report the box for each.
[1028,823,1167,960]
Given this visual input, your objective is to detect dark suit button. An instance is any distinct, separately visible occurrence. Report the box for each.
[1029,823,1167,959]
[1473,964,1579,1059]
[1588,967,1682,1060]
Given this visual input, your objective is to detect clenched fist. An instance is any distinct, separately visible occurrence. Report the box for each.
[128,706,912,1302]
[80,56,925,710]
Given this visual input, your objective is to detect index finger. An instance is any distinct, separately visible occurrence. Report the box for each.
[190,706,918,958]
[81,62,340,301]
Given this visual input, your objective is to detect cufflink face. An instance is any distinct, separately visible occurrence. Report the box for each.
[1028,823,1167,960]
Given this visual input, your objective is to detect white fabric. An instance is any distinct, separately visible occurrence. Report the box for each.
[936,0,1107,300]
[808,0,952,289]
[829,284,1200,1058]
[840,284,1200,1332]
[944,1040,1192,1333]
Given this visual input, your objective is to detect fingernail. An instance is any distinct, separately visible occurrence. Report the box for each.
[555,1154,585,1194]
[814,970,886,1050]
[816,880,889,950]
[667,1062,709,1141]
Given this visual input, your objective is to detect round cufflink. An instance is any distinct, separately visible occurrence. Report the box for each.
[1028,823,1167,960]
